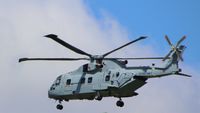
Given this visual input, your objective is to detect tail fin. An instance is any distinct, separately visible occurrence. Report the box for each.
[165,45,186,65]
[162,35,191,77]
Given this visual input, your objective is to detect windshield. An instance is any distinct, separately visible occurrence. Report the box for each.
[50,75,62,90]
[55,75,62,86]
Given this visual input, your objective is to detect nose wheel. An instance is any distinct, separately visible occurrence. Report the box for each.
[56,100,63,110]
[56,104,63,110]
[116,99,124,107]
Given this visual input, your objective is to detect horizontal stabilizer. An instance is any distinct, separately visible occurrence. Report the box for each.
[175,72,192,77]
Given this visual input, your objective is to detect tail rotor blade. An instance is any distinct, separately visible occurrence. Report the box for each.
[176,36,186,48]
[178,52,184,61]
[165,35,173,47]
[179,55,184,61]
[176,47,184,62]
[163,50,173,61]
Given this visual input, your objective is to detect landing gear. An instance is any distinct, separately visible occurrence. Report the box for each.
[56,100,63,110]
[116,98,124,107]
[56,104,63,110]
[95,91,102,101]
[95,95,102,101]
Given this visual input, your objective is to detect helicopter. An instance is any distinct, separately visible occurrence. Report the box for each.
[19,34,191,110]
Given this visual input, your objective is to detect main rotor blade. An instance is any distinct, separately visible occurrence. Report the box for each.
[45,34,92,57]
[163,50,173,61]
[19,57,89,62]
[104,57,169,60]
[103,36,147,57]
[176,35,186,48]
[165,35,173,47]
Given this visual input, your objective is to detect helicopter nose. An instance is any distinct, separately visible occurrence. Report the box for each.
[48,90,56,99]
[48,90,53,98]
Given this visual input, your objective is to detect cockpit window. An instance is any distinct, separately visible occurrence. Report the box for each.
[55,75,62,86]
[50,75,62,90]
[50,84,55,90]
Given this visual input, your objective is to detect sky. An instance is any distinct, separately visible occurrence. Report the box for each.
[85,0,200,70]
[0,0,199,113]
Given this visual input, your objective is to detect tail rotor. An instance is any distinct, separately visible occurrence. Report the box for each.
[163,35,186,61]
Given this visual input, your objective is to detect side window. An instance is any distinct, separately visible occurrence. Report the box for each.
[80,77,85,84]
[105,75,110,81]
[88,77,93,83]
[116,72,120,77]
[66,79,71,85]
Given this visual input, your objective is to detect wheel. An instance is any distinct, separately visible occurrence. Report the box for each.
[116,100,124,107]
[95,92,102,101]
[95,96,102,101]
[56,104,63,110]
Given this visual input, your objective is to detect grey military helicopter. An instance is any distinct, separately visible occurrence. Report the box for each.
[19,34,191,110]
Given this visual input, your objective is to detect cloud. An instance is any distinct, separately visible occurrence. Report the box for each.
[0,0,199,113]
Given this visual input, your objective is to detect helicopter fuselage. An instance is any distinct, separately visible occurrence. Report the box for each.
[48,58,179,101]
[48,60,147,101]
